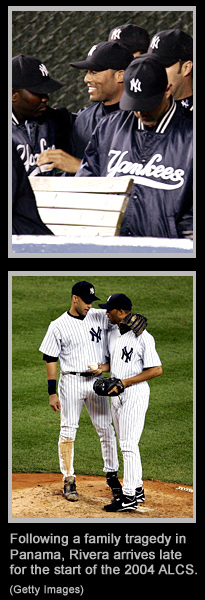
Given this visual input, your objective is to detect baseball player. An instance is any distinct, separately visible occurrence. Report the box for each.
[37,41,133,173]
[12,54,76,176]
[91,293,162,512]
[76,53,193,239]
[148,29,193,115]
[39,281,120,501]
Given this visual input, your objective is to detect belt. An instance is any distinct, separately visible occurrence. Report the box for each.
[61,371,98,377]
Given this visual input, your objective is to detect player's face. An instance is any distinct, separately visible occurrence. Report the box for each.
[84,69,121,105]
[72,296,92,317]
[165,61,192,101]
[12,88,49,120]
[106,309,120,324]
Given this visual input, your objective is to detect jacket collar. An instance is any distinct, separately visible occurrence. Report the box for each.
[12,110,20,125]
[137,96,177,133]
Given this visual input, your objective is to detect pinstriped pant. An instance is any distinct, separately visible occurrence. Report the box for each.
[111,382,150,496]
[58,373,119,477]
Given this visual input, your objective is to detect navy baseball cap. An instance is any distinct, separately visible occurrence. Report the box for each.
[70,41,133,71]
[12,54,65,93]
[99,293,132,311]
[120,53,168,112]
[108,23,150,54]
[148,29,193,67]
[72,281,100,303]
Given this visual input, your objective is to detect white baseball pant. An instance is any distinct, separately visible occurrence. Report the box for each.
[58,373,119,479]
[111,382,150,496]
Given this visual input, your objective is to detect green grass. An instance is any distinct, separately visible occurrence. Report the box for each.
[12,275,193,485]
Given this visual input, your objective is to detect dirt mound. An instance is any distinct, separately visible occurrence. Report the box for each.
[12,473,193,519]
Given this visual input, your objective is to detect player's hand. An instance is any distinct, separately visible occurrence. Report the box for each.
[88,362,103,375]
[108,385,118,395]
[37,149,81,173]
[108,379,127,394]
[49,394,61,411]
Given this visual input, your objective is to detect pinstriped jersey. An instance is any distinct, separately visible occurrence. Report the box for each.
[39,308,110,372]
[108,328,162,379]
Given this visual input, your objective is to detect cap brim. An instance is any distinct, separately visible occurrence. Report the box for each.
[70,60,90,69]
[70,60,105,71]
[98,303,108,308]
[27,77,65,94]
[120,89,164,112]
[82,295,101,302]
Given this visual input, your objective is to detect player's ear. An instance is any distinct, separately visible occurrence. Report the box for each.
[165,83,172,99]
[118,308,125,317]
[182,60,193,77]
[115,70,124,83]
[12,88,19,102]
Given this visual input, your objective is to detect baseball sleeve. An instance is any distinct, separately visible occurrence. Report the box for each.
[141,331,162,369]
[39,322,61,358]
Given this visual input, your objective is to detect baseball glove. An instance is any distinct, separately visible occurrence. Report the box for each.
[93,377,124,397]
[119,312,148,337]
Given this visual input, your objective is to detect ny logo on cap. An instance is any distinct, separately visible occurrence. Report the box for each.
[150,34,160,49]
[90,287,95,294]
[110,28,122,40]
[88,45,97,56]
[130,77,142,93]
[39,63,49,77]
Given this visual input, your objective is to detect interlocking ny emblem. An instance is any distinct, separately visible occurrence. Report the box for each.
[121,346,133,362]
[39,63,49,77]
[130,77,142,93]
[110,27,122,40]
[88,45,97,56]
[150,34,160,49]
[90,326,102,343]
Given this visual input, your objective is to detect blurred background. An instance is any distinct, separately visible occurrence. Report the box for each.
[12,9,193,113]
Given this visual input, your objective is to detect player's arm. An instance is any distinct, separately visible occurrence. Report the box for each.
[44,355,61,412]
[37,149,81,173]
[121,366,163,389]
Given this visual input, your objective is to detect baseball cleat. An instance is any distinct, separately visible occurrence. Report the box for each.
[63,476,79,501]
[104,494,137,512]
[106,471,122,501]
[135,487,145,503]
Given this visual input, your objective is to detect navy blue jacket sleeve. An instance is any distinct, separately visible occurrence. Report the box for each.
[75,128,100,177]
[12,142,54,235]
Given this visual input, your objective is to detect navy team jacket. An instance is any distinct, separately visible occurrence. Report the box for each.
[70,101,120,159]
[76,98,193,238]
[12,106,76,176]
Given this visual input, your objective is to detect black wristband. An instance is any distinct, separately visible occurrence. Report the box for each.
[48,379,56,395]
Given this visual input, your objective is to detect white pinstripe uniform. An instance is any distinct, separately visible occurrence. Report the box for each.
[39,308,119,479]
[108,326,162,496]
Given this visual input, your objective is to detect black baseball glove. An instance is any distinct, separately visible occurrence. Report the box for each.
[119,312,148,337]
[93,377,124,397]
